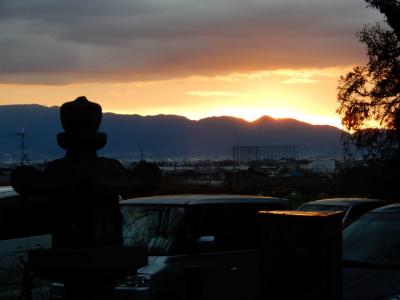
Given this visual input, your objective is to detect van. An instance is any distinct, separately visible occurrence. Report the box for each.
[113,194,290,300]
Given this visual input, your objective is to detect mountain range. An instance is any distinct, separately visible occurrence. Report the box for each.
[0,104,344,162]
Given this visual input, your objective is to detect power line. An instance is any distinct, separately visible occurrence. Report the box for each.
[1,129,30,165]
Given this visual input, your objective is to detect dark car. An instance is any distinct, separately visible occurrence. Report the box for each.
[51,194,290,300]
[117,194,290,300]
[297,198,387,227]
[343,203,400,300]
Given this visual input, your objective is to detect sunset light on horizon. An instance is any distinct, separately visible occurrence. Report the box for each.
[0,0,384,129]
[0,66,353,128]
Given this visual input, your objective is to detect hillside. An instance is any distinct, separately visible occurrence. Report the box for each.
[0,104,343,161]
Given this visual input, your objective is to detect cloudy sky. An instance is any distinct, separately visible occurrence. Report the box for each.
[0,0,383,127]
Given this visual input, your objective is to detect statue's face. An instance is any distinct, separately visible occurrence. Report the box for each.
[60,96,102,133]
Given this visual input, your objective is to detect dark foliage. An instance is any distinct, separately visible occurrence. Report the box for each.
[337,0,400,160]
[334,153,400,200]
[366,0,400,39]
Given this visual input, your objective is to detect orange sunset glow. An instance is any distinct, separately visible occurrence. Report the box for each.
[0,0,383,128]
[0,67,355,128]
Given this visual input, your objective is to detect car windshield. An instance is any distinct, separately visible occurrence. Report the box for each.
[343,212,400,267]
[298,204,348,213]
[121,205,186,255]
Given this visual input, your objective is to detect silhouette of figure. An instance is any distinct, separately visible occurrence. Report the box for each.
[45,96,127,248]
[45,97,136,299]
[10,96,159,300]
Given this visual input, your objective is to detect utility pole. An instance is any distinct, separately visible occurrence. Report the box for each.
[21,128,25,165]
[0,129,28,165]
[15,128,26,165]
[140,148,144,161]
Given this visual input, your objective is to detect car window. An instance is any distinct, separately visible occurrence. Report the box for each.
[197,207,230,252]
[197,203,287,252]
[345,203,381,224]
[25,196,52,237]
[227,206,263,250]
[0,196,21,240]
[121,205,186,255]
[0,195,52,241]
[343,212,400,266]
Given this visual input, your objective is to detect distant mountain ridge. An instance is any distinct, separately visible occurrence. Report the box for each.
[0,104,343,161]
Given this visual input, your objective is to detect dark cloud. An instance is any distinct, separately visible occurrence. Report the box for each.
[0,0,383,84]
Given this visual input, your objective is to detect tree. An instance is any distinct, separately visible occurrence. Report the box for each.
[337,0,400,160]
[366,0,400,39]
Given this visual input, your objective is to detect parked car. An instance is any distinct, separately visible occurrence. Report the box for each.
[51,194,290,300]
[297,198,387,227]
[0,186,52,300]
[343,203,400,300]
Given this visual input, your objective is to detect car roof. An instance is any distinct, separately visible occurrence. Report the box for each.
[120,194,289,206]
[370,202,400,213]
[0,186,18,199]
[301,198,385,207]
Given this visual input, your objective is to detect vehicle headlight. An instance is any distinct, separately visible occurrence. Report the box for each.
[118,274,153,288]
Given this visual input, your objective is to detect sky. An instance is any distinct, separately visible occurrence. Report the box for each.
[0,0,383,128]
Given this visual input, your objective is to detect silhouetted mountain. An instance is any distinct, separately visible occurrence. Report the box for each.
[0,104,343,162]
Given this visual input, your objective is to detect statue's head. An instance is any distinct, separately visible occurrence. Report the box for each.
[57,96,107,155]
[60,96,102,133]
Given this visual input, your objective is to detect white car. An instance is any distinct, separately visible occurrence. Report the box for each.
[0,186,52,300]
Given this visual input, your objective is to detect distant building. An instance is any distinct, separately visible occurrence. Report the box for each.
[165,168,225,186]
[232,145,298,162]
[305,159,336,174]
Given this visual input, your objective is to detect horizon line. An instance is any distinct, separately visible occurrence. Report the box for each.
[0,103,343,129]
